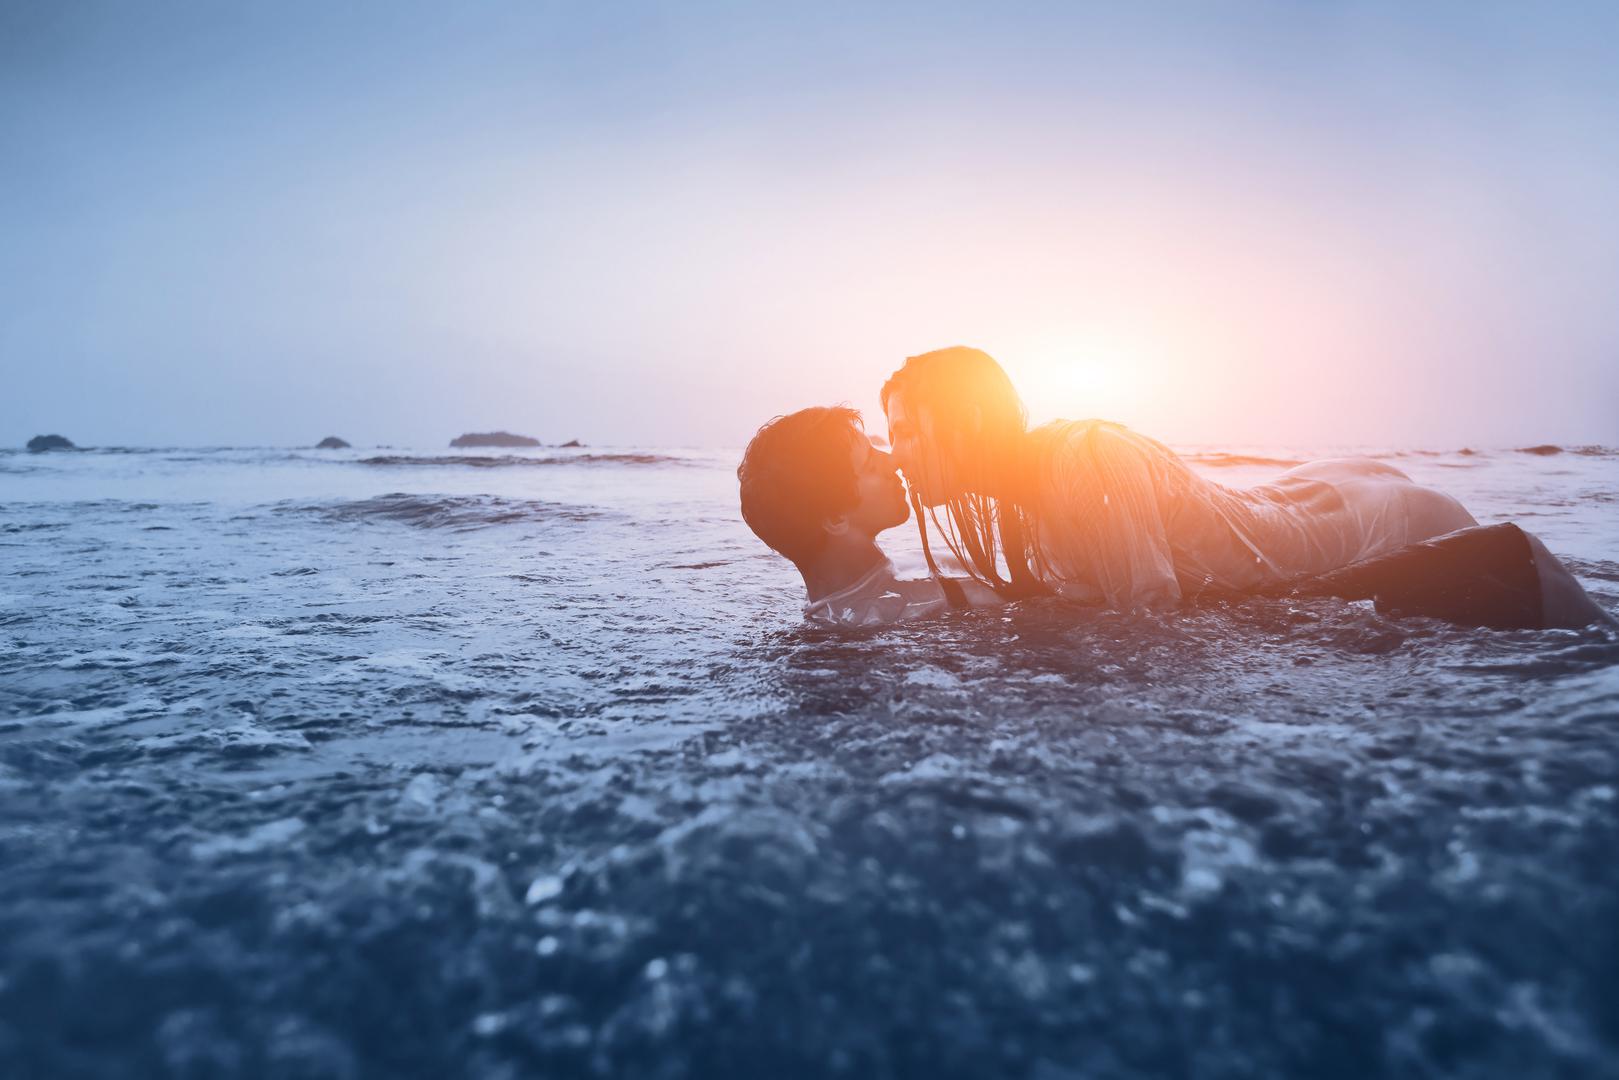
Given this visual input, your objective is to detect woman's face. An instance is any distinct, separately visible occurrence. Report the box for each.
[884,392,957,507]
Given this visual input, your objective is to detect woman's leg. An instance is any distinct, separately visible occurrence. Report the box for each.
[1290,523,1612,630]
[1521,529,1617,629]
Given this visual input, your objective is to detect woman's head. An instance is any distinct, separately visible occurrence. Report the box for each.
[881,347,1047,597]
[880,346,1028,507]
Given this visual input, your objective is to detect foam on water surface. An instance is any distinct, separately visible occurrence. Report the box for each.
[0,444,1616,1078]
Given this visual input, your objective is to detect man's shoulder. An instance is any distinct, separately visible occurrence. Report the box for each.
[804,565,949,627]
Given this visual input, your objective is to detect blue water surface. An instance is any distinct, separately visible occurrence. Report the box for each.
[2,443,1616,1078]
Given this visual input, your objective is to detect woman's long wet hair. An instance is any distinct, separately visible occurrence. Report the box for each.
[881,347,1051,599]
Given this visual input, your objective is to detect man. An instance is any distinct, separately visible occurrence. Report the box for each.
[736,406,1000,626]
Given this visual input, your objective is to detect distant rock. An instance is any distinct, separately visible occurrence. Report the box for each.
[450,431,542,448]
[315,436,351,449]
[26,434,75,452]
[559,439,584,448]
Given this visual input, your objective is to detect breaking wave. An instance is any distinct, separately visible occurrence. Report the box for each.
[1180,452,1306,468]
[274,493,603,530]
[1182,446,1618,467]
[1515,444,1618,457]
[359,453,682,468]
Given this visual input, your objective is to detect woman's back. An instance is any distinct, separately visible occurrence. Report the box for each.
[1025,420,1476,609]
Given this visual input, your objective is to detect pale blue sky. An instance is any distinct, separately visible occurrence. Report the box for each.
[4,1,1617,448]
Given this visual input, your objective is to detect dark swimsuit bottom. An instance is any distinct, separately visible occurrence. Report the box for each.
[1283,522,1545,629]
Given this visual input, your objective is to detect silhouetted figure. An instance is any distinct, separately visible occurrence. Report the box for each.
[738,400,1611,630]
[738,407,998,626]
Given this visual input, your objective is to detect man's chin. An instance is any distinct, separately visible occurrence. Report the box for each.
[878,499,910,531]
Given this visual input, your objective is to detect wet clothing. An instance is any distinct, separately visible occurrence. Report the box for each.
[799,421,1608,631]
[803,527,1608,632]
[803,559,954,628]
[1026,421,1476,611]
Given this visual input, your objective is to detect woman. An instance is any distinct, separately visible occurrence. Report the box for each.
[881,346,1611,629]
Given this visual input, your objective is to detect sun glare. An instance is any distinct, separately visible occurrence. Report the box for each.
[1010,337,1159,426]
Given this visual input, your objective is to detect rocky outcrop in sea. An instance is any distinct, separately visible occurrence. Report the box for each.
[26,434,75,452]
[449,432,542,448]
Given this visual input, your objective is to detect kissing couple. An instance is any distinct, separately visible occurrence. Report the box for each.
[738,346,1610,631]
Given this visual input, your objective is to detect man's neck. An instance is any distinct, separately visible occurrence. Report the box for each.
[800,537,888,603]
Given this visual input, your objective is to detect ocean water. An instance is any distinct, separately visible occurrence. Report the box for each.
[2,442,1617,1079]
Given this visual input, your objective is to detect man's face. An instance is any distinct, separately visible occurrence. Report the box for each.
[841,430,910,538]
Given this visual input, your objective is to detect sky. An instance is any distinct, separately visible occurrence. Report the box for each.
[4,0,1618,449]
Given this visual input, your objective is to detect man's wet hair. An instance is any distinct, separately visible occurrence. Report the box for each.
[737,406,864,567]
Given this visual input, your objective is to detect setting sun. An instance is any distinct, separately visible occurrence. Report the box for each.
[1005,335,1165,427]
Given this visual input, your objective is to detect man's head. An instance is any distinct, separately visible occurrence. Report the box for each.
[738,406,910,568]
